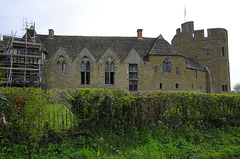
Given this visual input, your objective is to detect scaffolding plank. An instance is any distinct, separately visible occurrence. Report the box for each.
[0,53,41,58]
[0,67,39,71]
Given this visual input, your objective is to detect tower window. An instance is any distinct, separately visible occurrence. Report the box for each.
[222,47,225,56]
[160,83,162,89]
[176,67,179,74]
[225,85,228,91]
[176,83,179,89]
[155,66,157,73]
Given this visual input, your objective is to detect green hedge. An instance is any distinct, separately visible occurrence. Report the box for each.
[1,88,240,139]
[69,89,240,133]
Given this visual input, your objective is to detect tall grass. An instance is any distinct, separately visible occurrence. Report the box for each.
[2,125,239,158]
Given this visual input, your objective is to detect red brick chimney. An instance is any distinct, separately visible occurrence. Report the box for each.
[137,29,143,38]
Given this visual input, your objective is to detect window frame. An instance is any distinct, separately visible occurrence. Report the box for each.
[129,64,138,91]
[105,58,115,85]
[81,57,90,85]
[162,58,171,72]
[56,56,66,72]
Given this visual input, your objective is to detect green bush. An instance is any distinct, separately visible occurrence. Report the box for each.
[69,89,240,133]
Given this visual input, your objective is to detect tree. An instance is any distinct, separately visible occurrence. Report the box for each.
[233,83,240,94]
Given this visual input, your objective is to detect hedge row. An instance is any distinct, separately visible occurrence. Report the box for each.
[1,88,240,138]
[69,89,240,133]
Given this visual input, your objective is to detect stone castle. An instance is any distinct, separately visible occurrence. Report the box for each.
[0,21,230,93]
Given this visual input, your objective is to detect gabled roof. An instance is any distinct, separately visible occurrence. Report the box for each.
[148,35,181,56]
[36,33,205,71]
[37,35,156,61]
[185,57,205,71]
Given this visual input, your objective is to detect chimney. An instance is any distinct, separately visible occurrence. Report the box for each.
[137,29,143,38]
[48,29,54,38]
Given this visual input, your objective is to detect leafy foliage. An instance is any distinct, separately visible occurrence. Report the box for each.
[233,82,240,93]
[69,89,240,132]
[0,88,240,158]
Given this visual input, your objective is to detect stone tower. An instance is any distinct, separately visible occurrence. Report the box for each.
[172,21,230,93]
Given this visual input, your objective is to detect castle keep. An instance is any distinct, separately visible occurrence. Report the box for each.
[0,21,230,93]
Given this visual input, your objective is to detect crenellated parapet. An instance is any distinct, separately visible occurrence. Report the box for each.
[174,21,228,41]
[172,21,230,93]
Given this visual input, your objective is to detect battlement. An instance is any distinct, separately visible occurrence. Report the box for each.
[176,21,228,41]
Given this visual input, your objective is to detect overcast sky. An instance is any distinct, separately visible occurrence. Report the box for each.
[0,0,239,90]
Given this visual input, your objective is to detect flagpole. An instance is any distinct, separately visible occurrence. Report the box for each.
[184,6,186,22]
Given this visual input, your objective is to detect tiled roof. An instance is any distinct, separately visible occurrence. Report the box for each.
[36,34,205,71]
[37,35,155,61]
[185,57,205,71]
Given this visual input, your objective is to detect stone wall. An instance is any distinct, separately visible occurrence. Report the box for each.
[43,47,207,92]
[172,21,230,93]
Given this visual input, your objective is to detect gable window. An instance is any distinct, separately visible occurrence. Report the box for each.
[56,56,66,72]
[105,57,115,84]
[62,62,66,71]
[162,58,171,72]
[56,61,61,71]
[129,64,138,91]
[81,57,90,84]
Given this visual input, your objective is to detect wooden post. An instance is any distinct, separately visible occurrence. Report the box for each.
[70,111,72,130]
[66,109,68,129]
[57,111,60,129]
[62,110,64,129]
[53,109,55,129]
[53,106,55,129]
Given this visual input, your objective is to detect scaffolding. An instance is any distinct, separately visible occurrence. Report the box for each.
[0,22,43,88]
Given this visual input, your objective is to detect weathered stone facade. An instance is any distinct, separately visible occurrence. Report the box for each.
[37,21,230,93]
[172,21,230,93]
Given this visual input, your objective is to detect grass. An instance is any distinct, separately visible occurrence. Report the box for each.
[1,125,239,158]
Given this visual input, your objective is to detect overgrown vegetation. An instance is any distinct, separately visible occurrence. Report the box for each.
[0,88,240,158]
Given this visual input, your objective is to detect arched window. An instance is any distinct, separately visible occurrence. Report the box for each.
[62,62,66,71]
[56,56,66,72]
[162,58,171,72]
[105,57,115,84]
[56,61,61,71]
[81,57,90,84]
